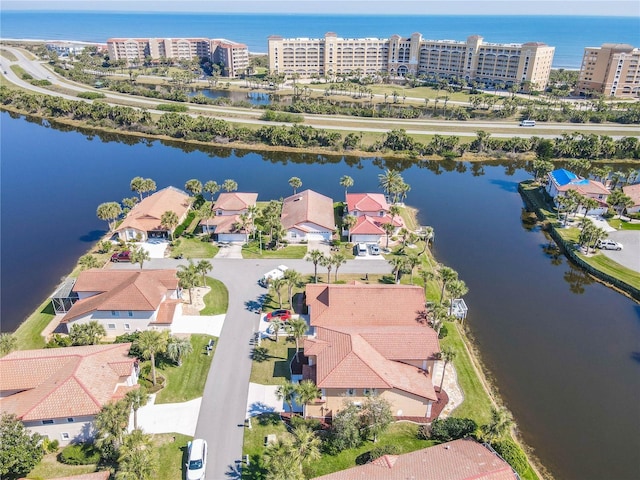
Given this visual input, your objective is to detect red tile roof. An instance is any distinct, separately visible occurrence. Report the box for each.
[312,438,518,480]
[213,192,258,211]
[306,283,426,327]
[62,270,178,323]
[116,186,191,234]
[623,184,640,207]
[556,179,610,196]
[150,299,180,325]
[200,214,246,233]
[281,189,335,231]
[347,193,389,213]
[349,214,403,235]
[0,344,135,421]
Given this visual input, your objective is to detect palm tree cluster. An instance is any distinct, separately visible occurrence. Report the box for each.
[304,250,347,284]
[378,169,411,204]
[256,200,285,248]
[130,177,157,201]
[263,425,321,480]
[577,218,608,253]
[177,259,213,304]
[275,379,321,419]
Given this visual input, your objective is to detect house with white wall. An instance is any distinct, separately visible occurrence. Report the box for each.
[546,169,610,215]
[344,193,404,244]
[0,344,137,445]
[281,190,335,243]
[622,184,640,214]
[200,192,258,243]
[60,269,180,337]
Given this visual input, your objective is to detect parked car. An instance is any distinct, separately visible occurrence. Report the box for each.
[110,251,131,262]
[368,243,381,255]
[357,243,368,256]
[596,240,623,251]
[186,438,207,480]
[265,309,292,322]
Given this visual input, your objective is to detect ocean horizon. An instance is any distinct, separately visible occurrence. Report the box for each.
[1,12,639,69]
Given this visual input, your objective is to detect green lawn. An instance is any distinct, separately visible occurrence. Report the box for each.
[26,452,100,479]
[249,337,295,385]
[200,277,229,315]
[607,218,640,230]
[170,237,218,258]
[155,334,216,404]
[242,242,307,259]
[578,252,640,289]
[155,433,192,480]
[0,49,18,61]
[13,300,54,350]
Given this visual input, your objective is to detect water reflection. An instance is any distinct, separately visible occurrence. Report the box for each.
[563,265,595,294]
[188,89,273,106]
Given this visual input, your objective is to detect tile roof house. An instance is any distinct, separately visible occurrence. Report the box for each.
[200,192,258,243]
[302,283,440,419]
[281,189,335,243]
[0,344,138,445]
[60,269,181,337]
[622,183,640,214]
[311,438,518,480]
[546,169,610,214]
[115,186,191,242]
[344,193,404,244]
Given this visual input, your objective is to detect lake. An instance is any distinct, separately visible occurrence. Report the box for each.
[1,112,639,479]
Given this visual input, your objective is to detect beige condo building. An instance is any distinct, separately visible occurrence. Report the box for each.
[576,43,640,98]
[107,37,249,77]
[268,32,555,90]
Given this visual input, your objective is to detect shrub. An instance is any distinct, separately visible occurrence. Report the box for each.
[439,323,449,339]
[43,438,60,453]
[30,79,51,86]
[45,334,72,348]
[355,444,400,465]
[114,332,142,357]
[289,415,322,431]
[417,423,431,440]
[493,438,529,475]
[77,91,106,99]
[59,443,101,465]
[156,103,188,112]
[429,417,477,442]
[21,72,33,80]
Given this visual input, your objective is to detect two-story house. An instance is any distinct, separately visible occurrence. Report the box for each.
[200,192,258,243]
[344,193,404,244]
[546,169,610,215]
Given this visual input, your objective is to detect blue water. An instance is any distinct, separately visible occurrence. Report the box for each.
[2,12,639,69]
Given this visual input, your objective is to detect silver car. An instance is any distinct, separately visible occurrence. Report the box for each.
[597,240,622,251]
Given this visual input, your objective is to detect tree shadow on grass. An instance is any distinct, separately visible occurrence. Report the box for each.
[237,454,267,479]
[273,348,296,380]
[378,274,396,284]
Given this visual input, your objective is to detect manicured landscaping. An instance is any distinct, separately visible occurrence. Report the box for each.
[170,236,219,258]
[607,218,640,230]
[0,49,18,61]
[155,334,216,404]
[249,337,295,385]
[577,252,640,290]
[26,452,99,479]
[242,242,307,259]
[155,433,192,480]
[200,277,229,315]
[13,300,54,350]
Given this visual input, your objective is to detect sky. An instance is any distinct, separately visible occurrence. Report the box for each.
[2,0,639,16]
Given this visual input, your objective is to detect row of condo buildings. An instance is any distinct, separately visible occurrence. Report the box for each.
[106,37,249,77]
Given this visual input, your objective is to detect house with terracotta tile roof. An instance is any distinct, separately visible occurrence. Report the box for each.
[622,183,640,214]
[546,169,610,214]
[344,193,404,244]
[311,438,518,480]
[115,186,191,241]
[0,344,137,445]
[302,283,440,419]
[60,269,180,336]
[200,192,258,243]
[281,189,336,243]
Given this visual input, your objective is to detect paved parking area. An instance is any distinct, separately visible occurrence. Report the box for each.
[601,230,640,272]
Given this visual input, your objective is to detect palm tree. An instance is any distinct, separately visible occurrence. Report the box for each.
[378,169,402,201]
[264,436,301,480]
[271,318,284,342]
[130,176,146,201]
[203,180,220,201]
[292,425,321,467]
[405,255,421,284]
[288,176,302,194]
[342,215,357,242]
[319,255,333,283]
[389,256,406,283]
[286,318,308,362]
[269,277,286,309]
[331,252,347,282]
[295,379,321,419]
[166,335,193,366]
[69,321,106,345]
[116,429,158,480]
[284,269,301,308]
[79,254,101,270]
[222,178,238,192]
[418,268,434,299]
[382,222,395,249]
[184,179,203,197]
[94,400,130,460]
[124,387,149,430]
[608,190,633,217]
[195,259,212,286]
[275,379,297,413]
[305,249,324,284]
[481,407,515,444]
[177,260,199,304]
[135,330,168,386]
[130,247,150,270]
[438,266,459,304]
[96,202,122,232]
[339,175,354,196]
[439,347,456,392]
[446,279,469,303]
[160,210,179,240]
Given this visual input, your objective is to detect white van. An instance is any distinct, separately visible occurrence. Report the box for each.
[259,265,289,287]
[519,119,536,127]
[357,243,368,256]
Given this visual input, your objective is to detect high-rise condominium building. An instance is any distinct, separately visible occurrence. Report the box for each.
[107,37,249,78]
[576,43,640,98]
[268,32,555,90]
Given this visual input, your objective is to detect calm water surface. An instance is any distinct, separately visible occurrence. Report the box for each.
[1,112,639,480]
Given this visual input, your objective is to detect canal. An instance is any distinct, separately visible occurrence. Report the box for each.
[1,112,639,480]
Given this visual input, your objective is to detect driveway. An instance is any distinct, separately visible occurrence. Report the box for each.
[601,230,640,272]
[139,239,169,258]
[214,243,243,259]
[171,314,226,336]
[136,396,201,436]
[246,383,283,418]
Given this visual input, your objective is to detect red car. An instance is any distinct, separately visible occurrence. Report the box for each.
[110,251,131,262]
[265,309,292,322]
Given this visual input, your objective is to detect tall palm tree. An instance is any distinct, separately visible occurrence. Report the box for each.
[184,179,203,197]
[439,347,456,392]
[135,330,168,386]
[418,268,434,299]
[94,400,130,460]
[331,252,347,282]
[222,178,238,192]
[275,379,297,413]
[342,215,357,242]
[295,379,321,419]
[389,256,406,283]
[286,318,308,362]
[378,169,402,201]
[269,277,286,309]
[438,266,459,304]
[405,255,421,284]
[305,249,324,284]
[130,246,150,270]
[166,335,193,366]
[284,269,301,308]
[292,425,321,467]
[160,210,179,240]
[319,255,333,283]
[96,202,123,232]
[271,318,284,342]
[203,180,220,201]
[124,387,149,430]
[116,429,158,480]
[130,176,146,201]
[288,176,302,194]
[339,175,354,197]
[195,259,212,286]
[264,436,302,480]
[382,222,395,249]
[177,260,199,304]
[481,407,515,444]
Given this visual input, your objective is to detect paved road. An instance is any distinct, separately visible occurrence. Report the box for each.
[602,230,640,272]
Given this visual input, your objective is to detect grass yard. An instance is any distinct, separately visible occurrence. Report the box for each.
[607,218,640,230]
[0,49,18,61]
[200,277,229,315]
[13,300,54,350]
[578,252,640,289]
[249,337,295,385]
[26,453,100,479]
[440,323,493,425]
[170,236,219,258]
[155,334,216,404]
[242,242,307,259]
[155,433,192,480]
